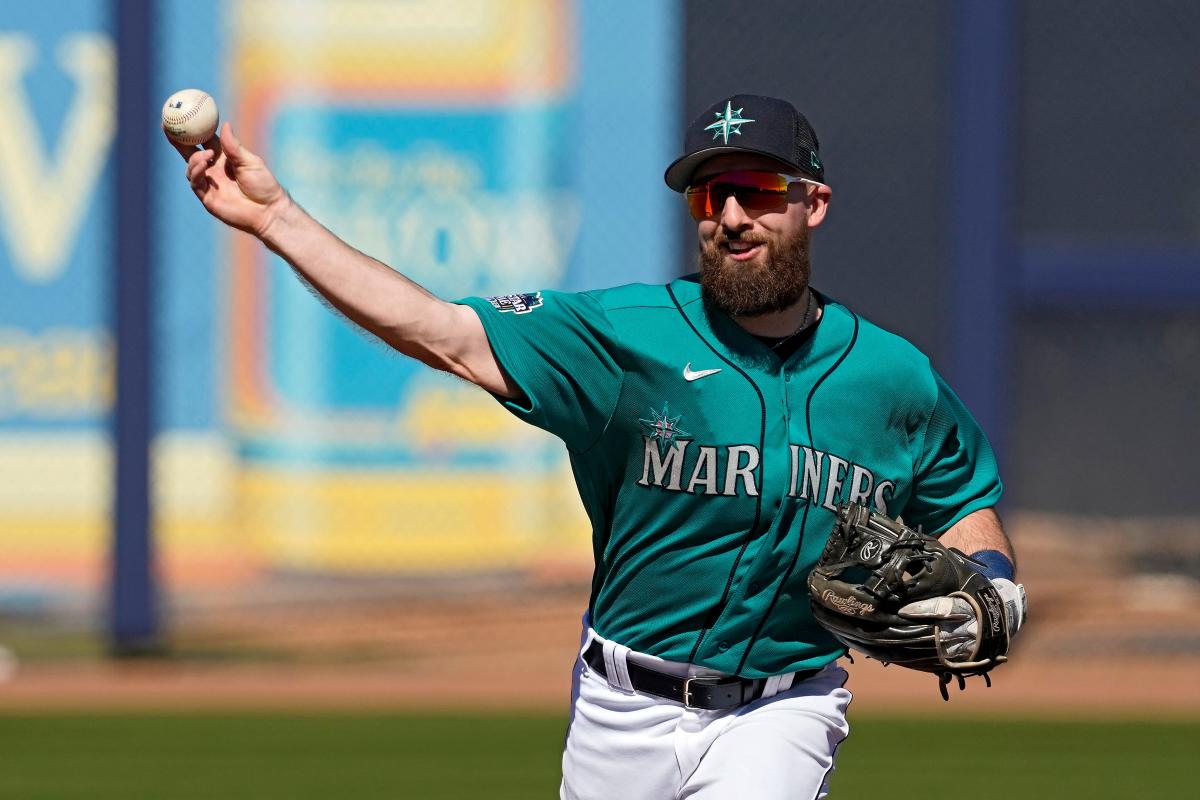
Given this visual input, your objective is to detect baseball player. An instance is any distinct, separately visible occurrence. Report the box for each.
[172,93,1025,799]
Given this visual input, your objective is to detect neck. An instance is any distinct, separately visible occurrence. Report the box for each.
[733,287,820,338]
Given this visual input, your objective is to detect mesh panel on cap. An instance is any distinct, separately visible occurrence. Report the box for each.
[792,110,822,181]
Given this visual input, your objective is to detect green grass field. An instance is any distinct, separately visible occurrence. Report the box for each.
[0,713,1195,799]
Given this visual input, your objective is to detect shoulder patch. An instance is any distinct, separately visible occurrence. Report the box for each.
[486,292,543,314]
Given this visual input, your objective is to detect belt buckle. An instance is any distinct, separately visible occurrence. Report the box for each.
[681,676,723,709]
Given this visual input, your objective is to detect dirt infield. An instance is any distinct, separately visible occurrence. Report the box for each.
[3,650,1198,716]
[2,589,1197,715]
[3,512,1198,714]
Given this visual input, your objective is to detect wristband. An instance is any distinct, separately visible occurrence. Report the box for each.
[968,549,1014,582]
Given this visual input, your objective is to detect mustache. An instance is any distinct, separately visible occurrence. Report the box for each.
[709,232,771,248]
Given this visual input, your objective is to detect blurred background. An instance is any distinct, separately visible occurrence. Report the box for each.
[1,1,1197,797]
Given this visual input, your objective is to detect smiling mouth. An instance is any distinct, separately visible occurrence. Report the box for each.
[723,240,765,261]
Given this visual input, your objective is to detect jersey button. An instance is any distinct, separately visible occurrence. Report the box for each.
[784,373,792,383]
[717,640,731,653]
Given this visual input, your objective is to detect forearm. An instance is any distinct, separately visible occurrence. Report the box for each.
[939,507,1016,576]
[178,125,517,396]
[258,197,464,373]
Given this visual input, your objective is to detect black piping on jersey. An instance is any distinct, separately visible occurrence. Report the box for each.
[585,369,633,620]
[665,283,768,665]
[735,310,860,676]
[571,291,632,456]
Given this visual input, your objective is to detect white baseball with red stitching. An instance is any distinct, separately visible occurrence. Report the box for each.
[161,89,219,146]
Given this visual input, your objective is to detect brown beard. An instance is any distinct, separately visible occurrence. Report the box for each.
[698,221,812,317]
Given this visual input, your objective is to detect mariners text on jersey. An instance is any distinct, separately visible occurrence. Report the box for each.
[637,436,898,514]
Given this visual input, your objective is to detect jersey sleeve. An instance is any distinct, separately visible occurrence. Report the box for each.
[455,290,624,453]
[902,370,1004,534]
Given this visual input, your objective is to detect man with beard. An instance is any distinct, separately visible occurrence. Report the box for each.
[174,93,1021,799]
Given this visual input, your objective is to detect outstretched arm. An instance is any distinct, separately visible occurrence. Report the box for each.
[170,123,519,399]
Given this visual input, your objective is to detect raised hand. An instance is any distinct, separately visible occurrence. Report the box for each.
[168,122,288,237]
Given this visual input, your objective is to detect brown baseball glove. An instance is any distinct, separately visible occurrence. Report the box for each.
[807,503,1025,699]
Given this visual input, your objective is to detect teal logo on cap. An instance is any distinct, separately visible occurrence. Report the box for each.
[704,101,755,144]
[810,151,821,169]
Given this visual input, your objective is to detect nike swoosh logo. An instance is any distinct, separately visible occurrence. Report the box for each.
[683,363,722,382]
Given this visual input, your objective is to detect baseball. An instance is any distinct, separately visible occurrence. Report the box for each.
[162,89,219,146]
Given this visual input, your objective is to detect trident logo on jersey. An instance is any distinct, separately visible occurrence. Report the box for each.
[638,403,691,455]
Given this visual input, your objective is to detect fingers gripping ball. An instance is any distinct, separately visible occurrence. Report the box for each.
[807,503,1019,699]
[162,89,219,146]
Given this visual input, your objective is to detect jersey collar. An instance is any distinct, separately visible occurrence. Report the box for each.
[668,274,854,373]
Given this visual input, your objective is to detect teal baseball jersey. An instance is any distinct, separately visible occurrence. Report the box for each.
[458,275,1002,678]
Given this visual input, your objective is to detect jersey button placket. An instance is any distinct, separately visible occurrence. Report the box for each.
[780,368,791,422]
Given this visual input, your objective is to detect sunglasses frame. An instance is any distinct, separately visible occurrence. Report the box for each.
[685,171,823,221]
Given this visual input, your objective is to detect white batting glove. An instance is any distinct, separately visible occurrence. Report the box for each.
[899,579,1027,662]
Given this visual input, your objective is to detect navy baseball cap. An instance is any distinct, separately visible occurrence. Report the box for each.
[664,94,824,191]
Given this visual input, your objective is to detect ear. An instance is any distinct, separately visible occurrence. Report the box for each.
[805,184,833,228]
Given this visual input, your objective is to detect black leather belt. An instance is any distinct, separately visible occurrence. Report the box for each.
[582,640,820,711]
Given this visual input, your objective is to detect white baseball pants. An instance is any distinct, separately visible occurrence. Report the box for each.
[560,622,852,800]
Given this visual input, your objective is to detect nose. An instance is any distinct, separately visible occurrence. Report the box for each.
[719,194,751,232]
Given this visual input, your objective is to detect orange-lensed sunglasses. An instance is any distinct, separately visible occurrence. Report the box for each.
[685,170,820,221]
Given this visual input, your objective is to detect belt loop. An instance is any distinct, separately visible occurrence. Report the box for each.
[760,672,797,699]
[578,620,595,662]
[602,639,635,693]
